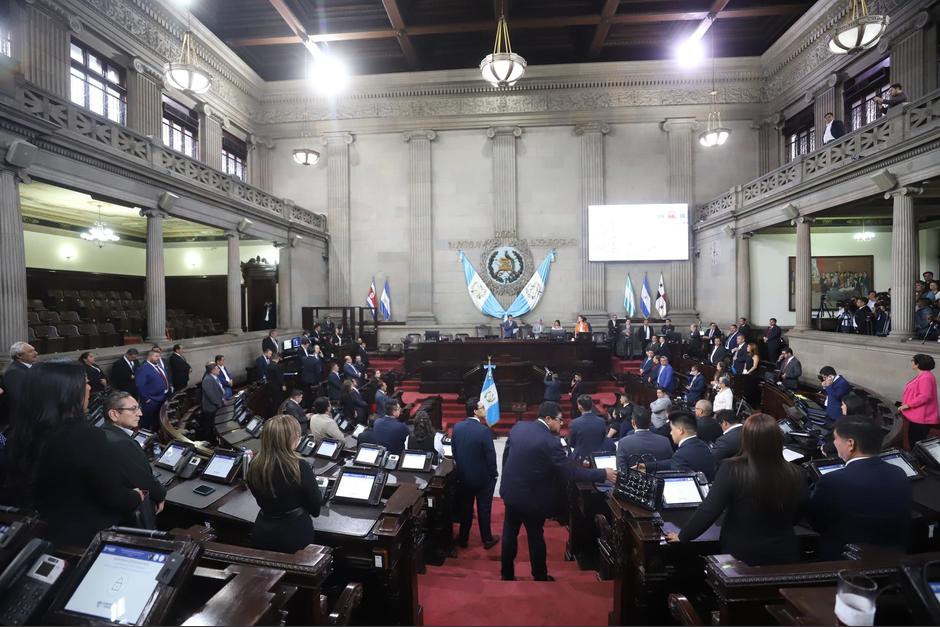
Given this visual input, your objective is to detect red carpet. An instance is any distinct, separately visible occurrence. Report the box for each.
[419,498,612,626]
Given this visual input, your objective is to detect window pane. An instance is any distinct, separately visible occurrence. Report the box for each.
[87,53,102,74]
[70,43,83,62]
[106,67,120,84]
[162,123,170,145]
[70,75,85,106]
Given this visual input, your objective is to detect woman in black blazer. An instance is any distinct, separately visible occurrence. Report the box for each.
[666,413,807,566]
[6,362,143,547]
[79,351,108,394]
[247,414,322,553]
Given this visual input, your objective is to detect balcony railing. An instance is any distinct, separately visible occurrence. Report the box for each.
[698,88,940,222]
[18,84,327,234]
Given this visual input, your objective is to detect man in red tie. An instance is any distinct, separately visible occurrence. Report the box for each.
[136,349,172,430]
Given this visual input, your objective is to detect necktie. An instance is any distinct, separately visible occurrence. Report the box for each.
[153,362,169,392]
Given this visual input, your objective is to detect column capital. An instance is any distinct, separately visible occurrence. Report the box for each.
[791,216,815,226]
[273,241,289,250]
[486,126,522,139]
[139,208,168,220]
[194,102,224,123]
[660,118,700,134]
[574,122,610,136]
[403,129,437,143]
[738,231,754,240]
[247,133,275,151]
[131,58,163,83]
[224,229,239,240]
[885,185,924,200]
[319,132,355,147]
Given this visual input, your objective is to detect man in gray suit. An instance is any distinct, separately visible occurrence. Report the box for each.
[779,347,802,390]
[199,362,226,440]
[649,387,673,435]
[616,408,673,472]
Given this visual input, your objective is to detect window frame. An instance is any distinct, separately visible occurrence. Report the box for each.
[843,59,891,132]
[161,95,199,160]
[69,38,127,124]
[783,106,816,163]
[221,130,248,181]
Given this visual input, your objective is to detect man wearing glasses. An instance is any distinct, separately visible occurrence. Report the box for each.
[100,391,166,520]
[499,401,616,582]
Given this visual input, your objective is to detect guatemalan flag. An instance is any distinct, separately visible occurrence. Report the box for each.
[480,363,500,426]
[655,273,668,318]
[459,251,505,318]
[380,279,392,321]
[504,250,555,317]
[640,275,652,319]
[623,273,636,318]
[365,279,377,319]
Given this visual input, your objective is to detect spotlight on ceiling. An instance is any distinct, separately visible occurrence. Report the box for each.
[308,52,349,96]
[676,37,705,68]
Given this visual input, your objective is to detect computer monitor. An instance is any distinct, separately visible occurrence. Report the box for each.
[591,453,617,471]
[353,444,386,468]
[880,450,923,479]
[661,476,705,509]
[424,331,440,342]
[200,450,241,484]
[549,329,566,342]
[314,438,342,461]
[778,420,793,434]
[331,467,387,505]
[915,437,940,469]
[282,339,293,351]
[399,450,434,472]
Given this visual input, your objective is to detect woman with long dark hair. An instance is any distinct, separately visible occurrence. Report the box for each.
[6,362,143,546]
[666,413,807,565]
[247,415,322,553]
[406,410,443,462]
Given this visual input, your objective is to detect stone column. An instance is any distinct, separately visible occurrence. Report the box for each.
[735,232,752,321]
[793,216,814,332]
[321,132,354,306]
[661,118,697,314]
[575,122,609,317]
[403,130,437,324]
[0,168,27,356]
[126,59,164,141]
[486,126,522,237]
[225,230,242,335]
[22,3,69,98]
[891,17,928,101]
[196,103,223,169]
[755,114,785,176]
[141,208,168,342]
[887,186,923,339]
[275,242,292,329]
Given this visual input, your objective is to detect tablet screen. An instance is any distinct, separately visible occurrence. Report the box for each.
[592,454,617,470]
[930,581,940,604]
[881,453,918,478]
[282,339,293,351]
[442,443,453,458]
[778,421,792,434]
[334,472,375,501]
[400,452,427,471]
[316,440,339,458]
[202,452,238,480]
[157,443,186,468]
[922,440,940,464]
[662,477,703,507]
[355,447,380,466]
[817,462,843,475]
[64,544,169,624]
[246,417,262,432]
[133,432,149,447]
[782,448,804,462]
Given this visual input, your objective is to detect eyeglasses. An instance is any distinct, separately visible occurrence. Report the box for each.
[115,406,141,413]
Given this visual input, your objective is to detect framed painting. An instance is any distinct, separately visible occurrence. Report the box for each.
[788,255,874,312]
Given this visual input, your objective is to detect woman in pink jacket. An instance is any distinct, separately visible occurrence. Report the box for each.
[899,354,939,445]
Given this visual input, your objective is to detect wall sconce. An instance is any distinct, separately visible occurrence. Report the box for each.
[185,251,201,269]
[60,245,76,261]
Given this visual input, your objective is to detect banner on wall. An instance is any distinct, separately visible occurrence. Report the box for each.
[458,250,556,319]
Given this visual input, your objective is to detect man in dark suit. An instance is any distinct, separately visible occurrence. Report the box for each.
[354,337,370,371]
[708,337,728,365]
[372,400,410,455]
[200,362,226,440]
[500,401,615,581]
[2,341,38,422]
[819,366,851,424]
[703,322,722,343]
[737,318,752,342]
[731,334,748,374]
[343,380,369,425]
[655,355,675,394]
[342,356,365,384]
[374,380,389,417]
[685,364,706,404]
[638,320,654,350]
[255,349,273,383]
[266,353,286,416]
[300,347,323,408]
[136,349,171,430]
[452,397,500,550]
[641,412,716,481]
[723,324,740,351]
[542,371,561,402]
[215,355,234,399]
[808,418,912,559]
[262,330,279,356]
[327,362,343,402]
[693,400,723,444]
[639,349,656,381]
[169,344,191,392]
[762,318,782,361]
[501,314,519,339]
[710,409,743,464]
[616,408,673,471]
[569,395,608,462]
[279,388,308,434]
[874,83,908,115]
[111,348,140,399]
[569,373,584,418]
[660,318,675,337]
[778,347,802,390]
[822,112,845,143]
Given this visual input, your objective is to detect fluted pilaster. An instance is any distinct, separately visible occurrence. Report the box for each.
[661,118,697,313]
[321,132,354,306]
[755,114,785,175]
[276,242,292,328]
[814,75,842,141]
[404,130,437,324]
[0,169,27,356]
[486,126,522,237]
[142,208,168,342]
[892,26,926,101]
[226,231,242,335]
[248,137,274,193]
[888,186,923,338]
[575,122,609,316]
[735,233,752,320]
[794,217,814,331]
[126,59,164,140]
[197,104,223,169]
[23,3,69,98]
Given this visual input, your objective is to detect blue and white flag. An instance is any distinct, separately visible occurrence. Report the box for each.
[623,273,636,318]
[640,274,652,319]
[655,273,668,318]
[380,279,392,321]
[480,363,500,426]
[458,251,505,318]
[504,250,555,318]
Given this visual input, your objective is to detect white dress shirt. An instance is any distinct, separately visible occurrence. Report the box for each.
[714,387,734,412]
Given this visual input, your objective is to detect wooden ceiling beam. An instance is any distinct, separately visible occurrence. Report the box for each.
[588,0,620,59]
[381,0,419,68]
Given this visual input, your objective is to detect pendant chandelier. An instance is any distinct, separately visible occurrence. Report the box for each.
[164,9,212,94]
[828,0,889,55]
[293,55,320,166]
[853,220,875,242]
[480,15,527,87]
[81,203,120,248]
[700,38,730,148]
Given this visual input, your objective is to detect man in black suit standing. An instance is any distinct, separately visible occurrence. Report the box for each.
[641,412,716,481]
[762,318,782,362]
[354,337,370,372]
[737,318,752,342]
[199,362,226,440]
[262,329,279,355]
[685,364,707,405]
[4,341,38,410]
[822,112,845,144]
[778,347,802,390]
[279,388,308,434]
[543,370,561,402]
[568,395,609,463]
[452,397,499,550]
[708,336,728,365]
[110,348,140,399]
[169,344,191,392]
[266,353,286,416]
[569,373,584,418]
[300,346,323,408]
[255,349,273,383]
[723,324,740,351]
[710,409,743,464]
[500,401,615,581]
[327,362,343,402]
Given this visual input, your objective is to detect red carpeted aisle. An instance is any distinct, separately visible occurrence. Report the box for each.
[419,498,612,626]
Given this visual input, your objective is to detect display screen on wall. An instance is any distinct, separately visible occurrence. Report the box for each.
[787,255,874,311]
[588,204,689,261]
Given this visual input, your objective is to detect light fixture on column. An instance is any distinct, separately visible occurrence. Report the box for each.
[164,8,212,93]
[699,37,730,148]
[853,220,876,242]
[828,0,889,55]
[480,15,527,87]
[81,203,120,248]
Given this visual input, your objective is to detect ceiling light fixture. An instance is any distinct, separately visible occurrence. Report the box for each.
[828,0,889,55]
[307,49,349,95]
[81,203,120,247]
[699,35,730,148]
[480,15,527,87]
[853,220,876,241]
[676,38,705,68]
[164,6,212,93]
[294,53,320,166]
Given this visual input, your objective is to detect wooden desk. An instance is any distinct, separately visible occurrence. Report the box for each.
[767,586,838,626]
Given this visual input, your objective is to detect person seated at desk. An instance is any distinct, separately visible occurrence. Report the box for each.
[639,349,656,382]
[649,387,673,435]
[665,414,807,565]
[685,364,706,405]
[656,355,675,394]
[693,399,723,444]
[616,407,673,472]
[308,396,345,445]
[819,366,852,425]
[406,410,445,462]
[639,411,716,481]
[807,418,913,560]
[543,370,562,403]
[710,409,743,464]
[713,376,734,412]
[569,394,610,462]
[551,319,563,331]
[341,379,369,425]
[373,400,410,455]
[247,415,323,554]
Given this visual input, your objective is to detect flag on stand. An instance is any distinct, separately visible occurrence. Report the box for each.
[640,275,652,319]
[380,279,392,321]
[480,362,500,426]
[365,279,377,319]
[623,274,636,318]
[655,273,668,318]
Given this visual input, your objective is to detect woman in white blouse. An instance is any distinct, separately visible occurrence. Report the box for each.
[713,375,735,412]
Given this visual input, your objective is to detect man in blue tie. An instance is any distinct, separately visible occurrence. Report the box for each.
[656,355,675,393]
[136,349,171,430]
[215,354,234,399]
[685,364,706,404]
[639,349,656,381]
